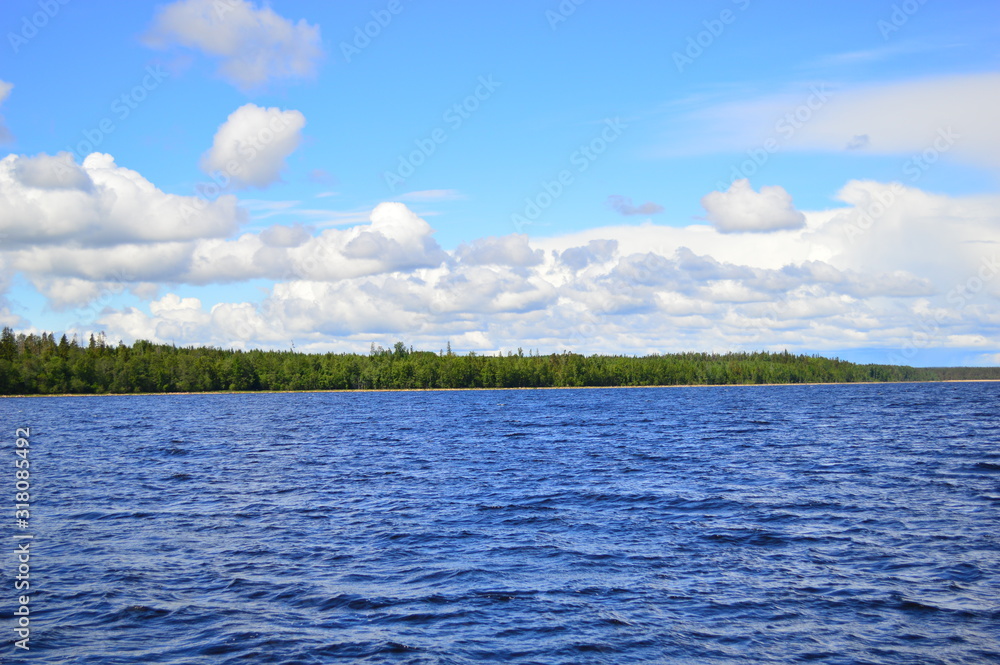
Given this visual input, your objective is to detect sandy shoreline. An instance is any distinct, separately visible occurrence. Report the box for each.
[3,379,999,399]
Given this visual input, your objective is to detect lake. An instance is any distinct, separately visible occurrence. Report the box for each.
[3,382,999,663]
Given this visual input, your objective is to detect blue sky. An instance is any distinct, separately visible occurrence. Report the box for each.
[1,0,998,365]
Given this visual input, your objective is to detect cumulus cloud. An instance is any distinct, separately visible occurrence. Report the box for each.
[89,233,954,356]
[144,0,323,90]
[13,152,93,191]
[0,80,12,143]
[28,277,112,311]
[606,195,664,216]
[0,152,244,249]
[15,242,197,286]
[90,179,997,358]
[701,179,806,233]
[200,104,306,189]
[260,223,311,248]
[819,180,1000,290]
[2,150,996,361]
[337,202,447,271]
[559,240,618,271]
[99,295,209,345]
[183,202,447,284]
[455,235,543,267]
[0,198,447,297]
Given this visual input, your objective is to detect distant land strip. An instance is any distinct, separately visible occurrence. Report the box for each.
[1,329,998,396]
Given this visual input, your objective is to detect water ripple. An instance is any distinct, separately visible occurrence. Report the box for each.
[3,382,1000,663]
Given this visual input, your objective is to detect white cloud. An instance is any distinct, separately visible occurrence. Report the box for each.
[790,73,1000,169]
[144,0,322,90]
[974,352,1000,365]
[200,104,306,189]
[13,152,93,191]
[100,298,208,346]
[455,234,543,267]
[3,151,996,361]
[0,152,244,249]
[559,240,618,271]
[150,293,204,317]
[15,242,196,286]
[396,190,465,202]
[89,182,997,357]
[0,80,12,143]
[819,180,1000,288]
[701,179,806,233]
[260,223,310,248]
[28,276,123,312]
[183,201,447,284]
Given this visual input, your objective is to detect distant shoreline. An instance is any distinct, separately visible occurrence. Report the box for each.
[4,333,996,395]
[4,378,1000,399]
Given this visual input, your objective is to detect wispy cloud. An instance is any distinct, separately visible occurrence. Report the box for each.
[308,209,383,228]
[395,189,465,202]
[237,199,302,220]
[806,42,923,69]
[650,72,1000,170]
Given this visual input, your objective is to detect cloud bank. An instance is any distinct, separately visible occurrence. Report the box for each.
[1,152,997,363]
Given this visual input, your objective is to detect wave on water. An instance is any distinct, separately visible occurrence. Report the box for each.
[6,382,1000,663]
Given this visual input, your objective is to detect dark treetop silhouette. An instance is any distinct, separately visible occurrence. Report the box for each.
[1,328,996,395]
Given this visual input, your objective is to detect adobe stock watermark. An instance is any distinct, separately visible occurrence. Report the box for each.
[511,118,627,232]
[12,426,34,651]
[8,0,71,54]
[61,66,170,162]
[546,0,586,30]
[383,75,502,192]
[673,0,751,73]
[340,0,407,63]
[878,0,930,40]
[842,126,958,243]
[715,84,832,192]
[888,253,998,365]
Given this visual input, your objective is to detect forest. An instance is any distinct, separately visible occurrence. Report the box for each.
[1,328,997,395]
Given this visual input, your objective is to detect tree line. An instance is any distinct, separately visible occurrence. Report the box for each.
[0,328,996,395]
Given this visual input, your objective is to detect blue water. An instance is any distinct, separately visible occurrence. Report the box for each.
[3,382,1000,664]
